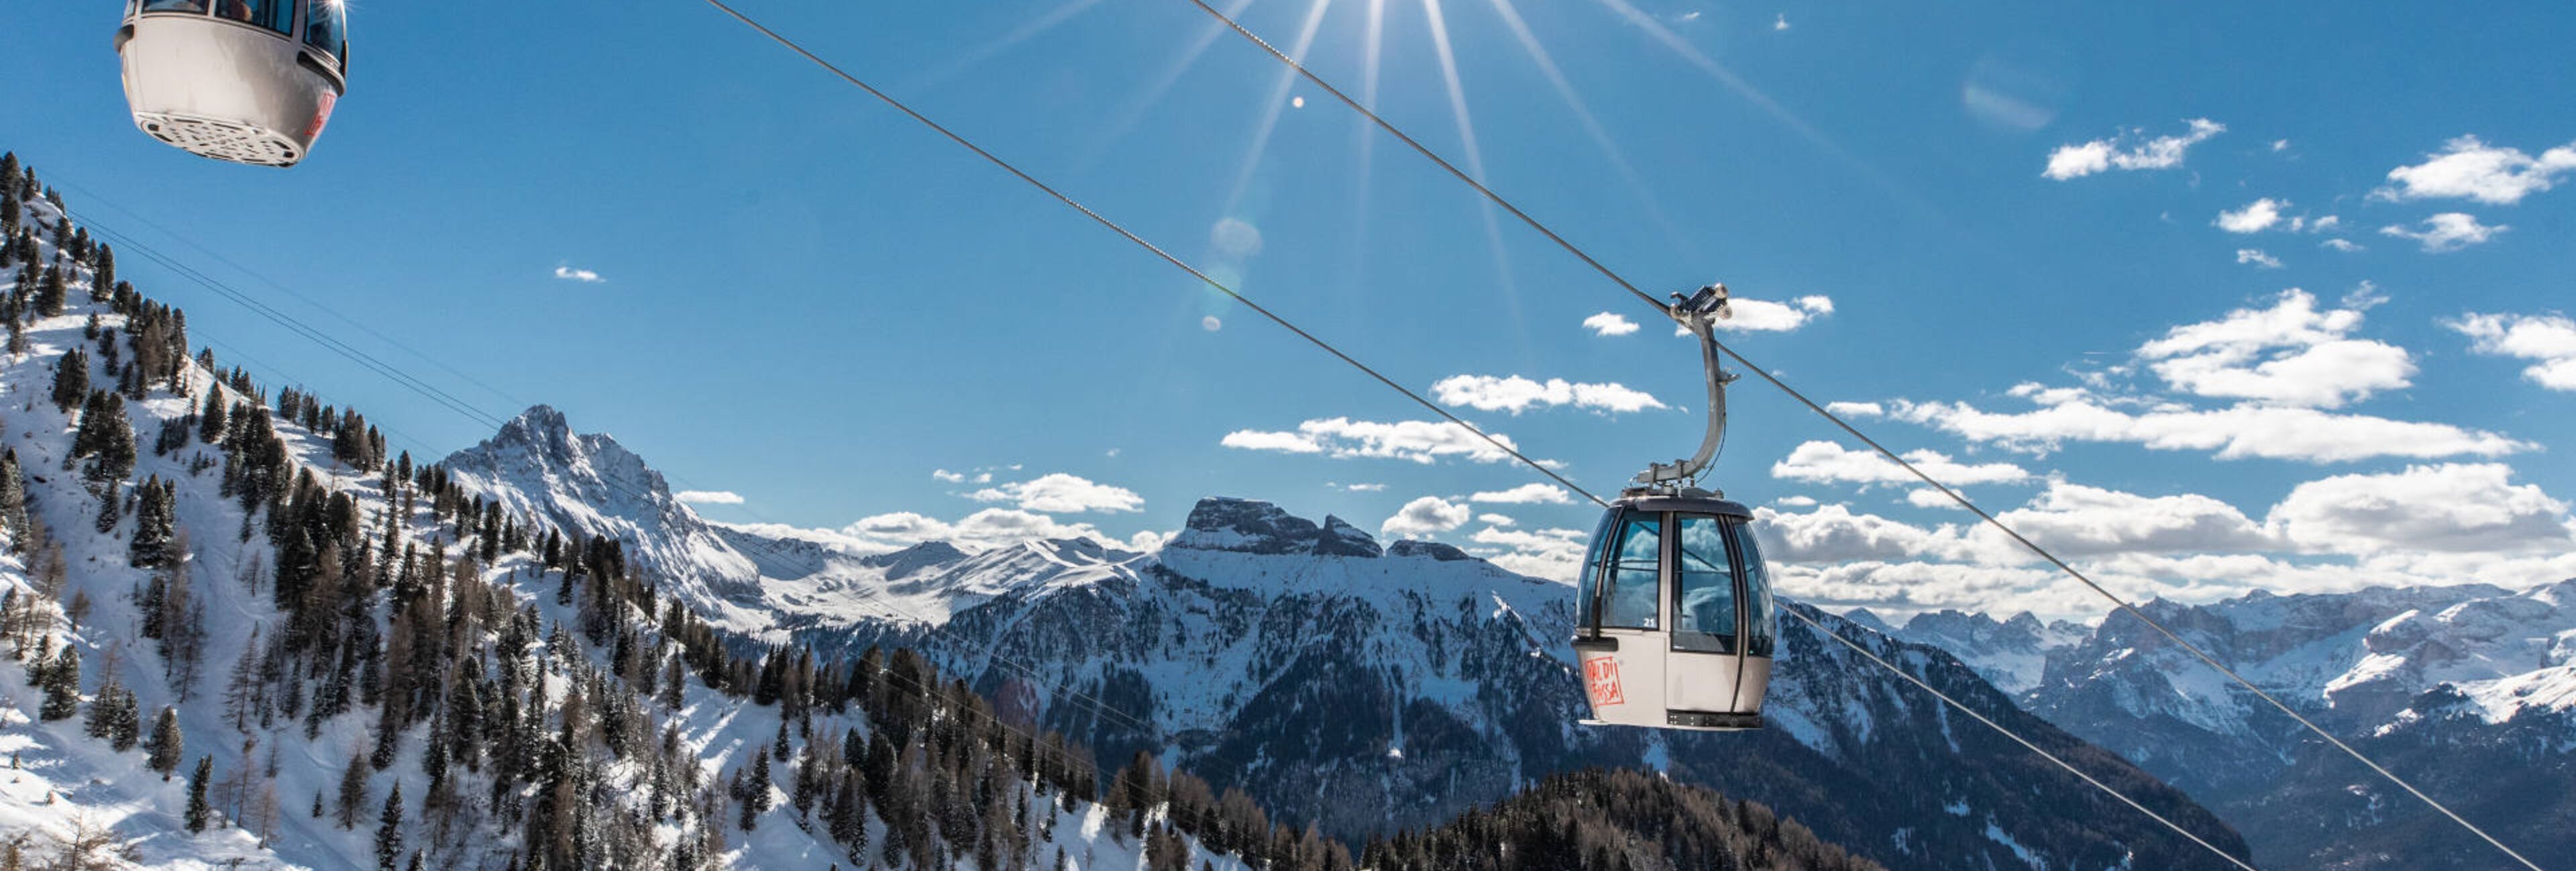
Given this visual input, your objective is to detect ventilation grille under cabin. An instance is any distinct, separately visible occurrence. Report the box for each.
[133,111,301,167]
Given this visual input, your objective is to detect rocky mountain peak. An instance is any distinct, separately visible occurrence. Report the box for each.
[1170,497,1384,558]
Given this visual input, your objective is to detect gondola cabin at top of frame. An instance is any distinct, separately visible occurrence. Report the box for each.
[1570,283,1781,732]
[115,0,348,167]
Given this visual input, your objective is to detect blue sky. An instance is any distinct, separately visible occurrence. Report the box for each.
[6,0,2573,618]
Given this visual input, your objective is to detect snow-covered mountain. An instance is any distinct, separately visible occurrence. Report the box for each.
[0,159,1311,871]
[1858,608,2088,695]
[1904,584,2576,868]
[431,409,2249,870]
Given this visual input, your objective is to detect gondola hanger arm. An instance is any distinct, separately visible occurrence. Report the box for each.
[1635,283,1737,493]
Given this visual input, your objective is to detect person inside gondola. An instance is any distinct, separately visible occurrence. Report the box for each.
[215,0,251,23]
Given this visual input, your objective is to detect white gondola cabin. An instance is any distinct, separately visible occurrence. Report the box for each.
[1572,283,1779,731]
[1573,491,1777,729]
[115,0,348,166]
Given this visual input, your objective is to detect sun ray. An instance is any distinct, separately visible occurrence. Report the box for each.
[1422,0,1527,336]
[897,0,1112,94]
[1077,0,1260,172]
[1348,0,1387,276]
[1481,0,1693,262]
[1221,0,1338,214]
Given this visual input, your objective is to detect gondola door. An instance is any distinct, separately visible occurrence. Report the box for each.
[1574,509,1668,727]
[1666,514,1747,721]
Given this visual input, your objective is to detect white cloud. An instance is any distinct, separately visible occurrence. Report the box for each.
[2268,464,2573,554]
[966,472,1144,513]
[932,468,966,483]
[1202,315,1224,332]
[552,265,605,283]
[1732,468,2576,620]
[674,490,744,505]
[1891,398,2529,462]
[1381,496,1472,538]
[1771,440,2033,487]
[1825,401,1883,417]
[841,508,1130,552]
[2136,289,2414,408]
[2235,248,2284,269]
[1470,525,1590,581]
[2307,215,2342,233]
[2374,135,2576,205]
[1582,312,1641,336]
[1477,513,1515,526]
[1701,295,1835,334]
[1221,429,1323,454]
[1224,417,1536,464]
[1772,12,1788,30]
[2450,312,2576,391]
[2379,213,2507,252]
[1990,481,2274,557]
[1343,482,1387,493]
[2043,118,2225,180]
[1775,495,1817,507]
[1432,374,1666,415]
[2216,197,2288,233]
[1906,489,1962,510]
[2271,139,2291,152]
[2320,238,2364,252]
[1470,482,1573,504]
[1128,529,1175,552]
[1754,504,1962,563]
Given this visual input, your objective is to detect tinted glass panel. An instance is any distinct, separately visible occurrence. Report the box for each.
[212,0,288,32]
[1602,515,1661,629]
[1672,515,1737,653]
[1574,510,1619,630]
[253,0,289,34]
[303,0,342,56]
[142,0,206,13]
[1737,521,1777,656]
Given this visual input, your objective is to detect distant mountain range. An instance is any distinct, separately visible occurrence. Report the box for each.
[1873,584,2576,868]
[444,405,2251,870]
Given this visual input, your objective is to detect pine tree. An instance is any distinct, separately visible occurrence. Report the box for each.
[739,754,773,831]
[146,706,184,779]
[109,686,142,751]
[198,388,228,444]
[336,750,370,829]
[82,674,137,750]
[38,645,78,721]
[82,674,121,739]
[0,450,26,552]
[92,478,120,534]
[48,347,86,412]
[221,631,263,732]
[184,756,214,832]
[129,477,176,567]
[376,783,405,871]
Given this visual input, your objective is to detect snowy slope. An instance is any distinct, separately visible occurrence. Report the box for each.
[0,174,1270,871]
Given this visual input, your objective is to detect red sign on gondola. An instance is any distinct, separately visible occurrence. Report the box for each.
[306,91,336,138]
[1584,657,1625,707]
